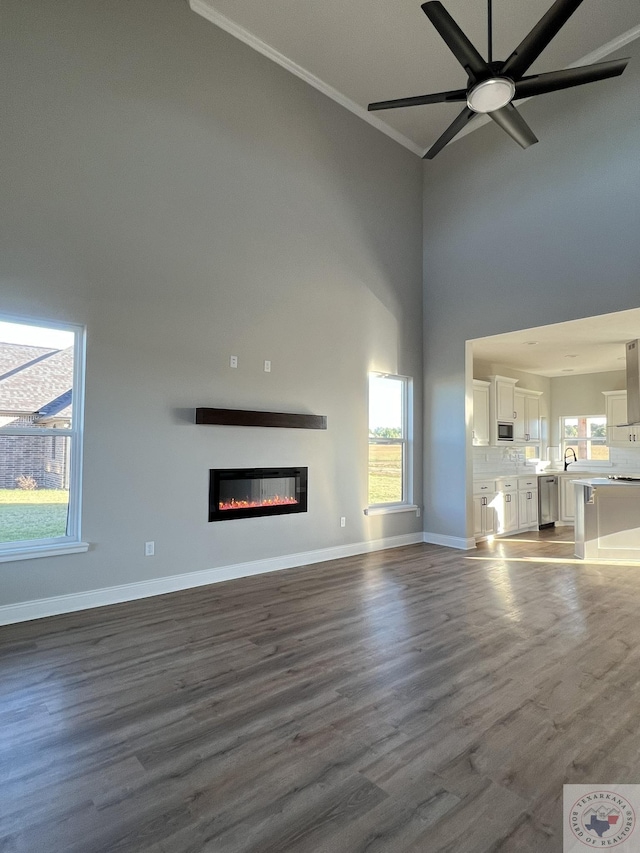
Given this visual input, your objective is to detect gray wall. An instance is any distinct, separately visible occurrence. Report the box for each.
[423,37,640,541]
[0,0,423,606]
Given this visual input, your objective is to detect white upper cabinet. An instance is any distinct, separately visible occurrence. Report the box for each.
[487,375,517,445]
[475,374,545,448]
[603,391,639,445]
[472,380,490,446]
[514,390,526,442]
[514,389,542,443]
[492,375,517,422]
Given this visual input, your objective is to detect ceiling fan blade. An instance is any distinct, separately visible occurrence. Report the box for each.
[501,0,584,80]
[421,2,489,81]
[514,58,629,99]
[423,106,476,159]
[368,89,467,111]
[489,104,538,149]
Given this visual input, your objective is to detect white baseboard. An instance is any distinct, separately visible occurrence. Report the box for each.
[0,532,424,626]
[423,531,477,550]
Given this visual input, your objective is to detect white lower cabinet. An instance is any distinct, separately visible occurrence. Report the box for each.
[474,475,539,542]
[518,488,538,527]
[473,495,497,539]
[473,480,498,540]
[518,477,538,528]
[502,491,519,533]
[559,475,576,523]
[559,472,609,525]
[497,478,519,534]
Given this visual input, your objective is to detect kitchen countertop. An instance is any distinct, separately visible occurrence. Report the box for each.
[540,469,603,476]
[474,470,607,480]
[571,477,640,487]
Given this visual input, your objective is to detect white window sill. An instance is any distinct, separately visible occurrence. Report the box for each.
[364,504,420,516]
[0,541,90,564]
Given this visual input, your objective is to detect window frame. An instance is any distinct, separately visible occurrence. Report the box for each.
[0,314,88,562]
[559,414,610,467]
[366,372,417,514]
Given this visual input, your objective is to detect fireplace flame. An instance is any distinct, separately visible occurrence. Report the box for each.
[218,496,299,511]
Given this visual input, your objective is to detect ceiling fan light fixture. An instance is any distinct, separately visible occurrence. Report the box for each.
[370,1,630,159]
[466,77,516,113]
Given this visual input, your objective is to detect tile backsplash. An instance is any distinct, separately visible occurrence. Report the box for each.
[473,444,640,477]
[473,445,529,476]
[609,446,640,473]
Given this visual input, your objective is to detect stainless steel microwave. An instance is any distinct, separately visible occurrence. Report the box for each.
[497,422,514,441]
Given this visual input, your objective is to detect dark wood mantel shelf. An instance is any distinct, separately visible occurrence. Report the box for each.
[195,408,327,430]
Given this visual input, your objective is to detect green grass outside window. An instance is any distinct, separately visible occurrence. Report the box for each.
[0,489,69,543]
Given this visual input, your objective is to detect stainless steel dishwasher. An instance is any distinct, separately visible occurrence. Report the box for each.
[538,475,559,528]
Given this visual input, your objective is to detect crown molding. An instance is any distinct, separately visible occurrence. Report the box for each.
[188,0,423,157]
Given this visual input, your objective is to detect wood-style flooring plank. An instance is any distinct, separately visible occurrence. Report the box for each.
[2,528,640,851]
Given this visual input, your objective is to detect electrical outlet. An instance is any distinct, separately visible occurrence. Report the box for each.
[264,360,271,372]
[145,541,155,556]
[340,517,346,528]
[229,355,238,368]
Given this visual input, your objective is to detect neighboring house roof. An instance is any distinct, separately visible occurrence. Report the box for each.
[0,343,73,419]
[0,344,56,380]
[36,389,73,423]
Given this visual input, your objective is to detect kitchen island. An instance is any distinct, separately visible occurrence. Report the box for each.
[573,477,640,560]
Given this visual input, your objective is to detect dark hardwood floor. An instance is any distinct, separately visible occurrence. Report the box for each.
[2,527,640,852]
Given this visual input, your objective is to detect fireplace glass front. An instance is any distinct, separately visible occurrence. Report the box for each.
[209,467,308,521]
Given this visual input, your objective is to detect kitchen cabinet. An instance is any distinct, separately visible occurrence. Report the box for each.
[473,495,494,539]
[514,390,541,443]
[491,375,517,422]
[473,480,498,540]
[559,475,576,523]
[603,391,639,445]
[514,391,526,442]
[488,375,518,445]
[497,477,519,534]
[502,491,519,533]
[527,396,541,442]
[473,475,539,542]
[518,483,538,527]
[472,380,490,446]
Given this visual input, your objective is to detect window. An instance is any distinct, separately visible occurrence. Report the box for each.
[0,315,87,561]
[368,373,411,507]
[561,415,609,463]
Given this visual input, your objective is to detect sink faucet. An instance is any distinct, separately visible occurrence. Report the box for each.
[564,448,577,471]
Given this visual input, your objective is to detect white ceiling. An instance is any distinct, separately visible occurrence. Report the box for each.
[190,0,640,156]
[471,307,640,377]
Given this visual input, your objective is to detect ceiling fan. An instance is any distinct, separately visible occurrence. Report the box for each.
[368,0,629,159]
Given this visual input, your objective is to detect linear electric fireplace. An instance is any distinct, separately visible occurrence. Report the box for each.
[209,467,308,522]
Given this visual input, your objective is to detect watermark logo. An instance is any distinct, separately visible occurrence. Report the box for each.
[564,786,638,851]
